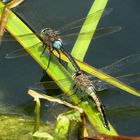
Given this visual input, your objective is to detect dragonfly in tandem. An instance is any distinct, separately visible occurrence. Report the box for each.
[33,54,140,130]
[3,8,122,129]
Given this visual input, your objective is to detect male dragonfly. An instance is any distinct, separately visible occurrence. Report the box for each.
[4,8,121,69]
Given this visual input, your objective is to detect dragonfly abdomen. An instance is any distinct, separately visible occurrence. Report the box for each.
[88,89,109,130]
[73,72,109,129]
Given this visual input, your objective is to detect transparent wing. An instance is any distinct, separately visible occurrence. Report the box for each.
[1,32,41,41]
[1,8,112,42]
[3,8,114,59]
[99,54,140,74]
[60,26,121,44]
[32,54,140,91]
[4,26,121,59]
[58,8,113,33]
[32,72,140,92]
[30,81,77,109]
[31,78,75,91]
[93,26,121,40]
[31,73,140,117]
[30,72,140,112]
[93,73,140,91]
[5,42,42,59]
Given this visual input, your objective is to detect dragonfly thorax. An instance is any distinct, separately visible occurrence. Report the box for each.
[74,73,95,91]
[41,28,62,49]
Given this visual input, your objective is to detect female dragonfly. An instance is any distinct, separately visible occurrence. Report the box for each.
[33,54,140,130]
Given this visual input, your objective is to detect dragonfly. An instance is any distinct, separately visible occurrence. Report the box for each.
[66,53,140,130]
[32,54,140,130]
[73,71,109,129]
[4,8,121,68]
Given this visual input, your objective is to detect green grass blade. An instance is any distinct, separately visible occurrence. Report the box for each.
[71,0,108,61]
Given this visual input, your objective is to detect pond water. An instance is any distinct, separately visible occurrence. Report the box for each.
[0,0,140,137]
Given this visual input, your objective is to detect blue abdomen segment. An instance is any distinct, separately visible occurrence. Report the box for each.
[53,39,63,49]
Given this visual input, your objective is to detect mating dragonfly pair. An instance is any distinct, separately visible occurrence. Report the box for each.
[3,7,138,130]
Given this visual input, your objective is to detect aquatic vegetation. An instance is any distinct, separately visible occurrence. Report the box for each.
[0,0,140,139]
[3,9,121,129]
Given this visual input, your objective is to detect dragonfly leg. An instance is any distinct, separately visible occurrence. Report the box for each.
[53,49,67,68]
[46,53,51,69]
[73,84,76,89]
[50,47,54,54]
[40,44,47,57]
[45,47,55,69]
[73,85,79,94]
[72,86,85,105]
[56,49,61,63]
[42,45,54,70]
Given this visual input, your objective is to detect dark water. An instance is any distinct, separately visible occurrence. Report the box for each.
[0,0,140,136]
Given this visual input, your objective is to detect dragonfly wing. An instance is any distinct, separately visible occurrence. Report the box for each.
[5,48,29,59]
[32,78,75,90]
[31,80,77,110]
[93,26,121,39]
[1,32,40,42]
[100,54,140,74]
[60,26,121,45]
[94,73,140,91]
[58,8,113,34]
[5,42,42,59]
[102,8,113,17]
[31,81,60,90]
[31,77,92,107]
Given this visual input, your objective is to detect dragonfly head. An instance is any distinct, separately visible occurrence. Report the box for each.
[73,71,82,78]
